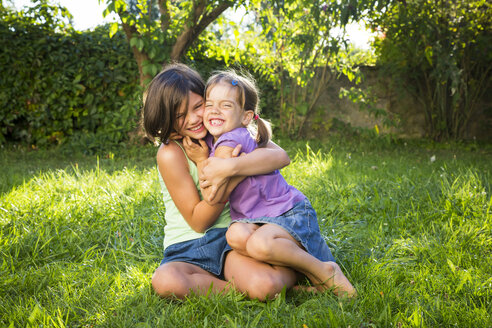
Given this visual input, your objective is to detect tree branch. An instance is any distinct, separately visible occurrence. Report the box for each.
[196,2,232,36]
[149,0,153,21]
[120,18,150,86]
[191,0,207,25]
[158,0,170,33]
[170,1,233,60]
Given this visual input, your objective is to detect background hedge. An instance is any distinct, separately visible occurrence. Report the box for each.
[0,14,279,151]
[0,13,141,151]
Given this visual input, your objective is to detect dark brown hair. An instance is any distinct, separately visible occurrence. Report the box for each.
[205,70,272,147]
[142,63,205,144]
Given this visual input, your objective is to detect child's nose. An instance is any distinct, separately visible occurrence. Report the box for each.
[208,104,219,113]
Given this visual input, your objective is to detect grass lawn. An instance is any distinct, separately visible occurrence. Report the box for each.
[0,137,491,327]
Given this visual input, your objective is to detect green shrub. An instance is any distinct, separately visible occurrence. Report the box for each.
[0,6,140,148]
[370,0,492,140]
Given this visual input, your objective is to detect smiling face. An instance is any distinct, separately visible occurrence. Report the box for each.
[174,91,207,139]
[204,83,252,140]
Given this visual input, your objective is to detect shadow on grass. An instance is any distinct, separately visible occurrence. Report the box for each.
[0,145,157,194]
[2,138,491,327]
[99,281,355,327]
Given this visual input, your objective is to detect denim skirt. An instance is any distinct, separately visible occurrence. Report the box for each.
[235,198,335,262]
[160,227,232,279]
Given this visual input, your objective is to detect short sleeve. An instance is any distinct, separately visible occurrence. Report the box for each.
[205,133,214,149]
[214,129,247,150]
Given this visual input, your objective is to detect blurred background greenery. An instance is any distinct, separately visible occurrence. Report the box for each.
[1,0,491,152]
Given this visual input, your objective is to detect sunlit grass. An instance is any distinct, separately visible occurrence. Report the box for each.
[1,138,491,327]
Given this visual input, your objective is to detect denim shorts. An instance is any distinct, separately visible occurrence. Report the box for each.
[160,228,232,279]
[234,198,335,262]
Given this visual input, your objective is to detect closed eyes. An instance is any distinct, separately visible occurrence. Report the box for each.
[194,102,203,110]
[204,101,235,109]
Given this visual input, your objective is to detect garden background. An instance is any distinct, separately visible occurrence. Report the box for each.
[1,0,491,327]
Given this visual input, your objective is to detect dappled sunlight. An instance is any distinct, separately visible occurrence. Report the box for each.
[0,139,490,326]
[2,0,490,324]
[0,162,165,327]
[273,141,491,326]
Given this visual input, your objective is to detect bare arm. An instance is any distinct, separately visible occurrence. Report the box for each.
[201,145,246,205]
[182,136,243,204]
[199,140,290,199]
[156,142,225,233]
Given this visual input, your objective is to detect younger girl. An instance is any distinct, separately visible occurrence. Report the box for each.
[197,71,356,297]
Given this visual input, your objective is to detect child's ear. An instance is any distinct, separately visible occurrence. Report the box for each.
[242,110,254,126]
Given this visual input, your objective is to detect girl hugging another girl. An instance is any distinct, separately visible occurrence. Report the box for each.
[143,63,297,301]
[188,71,356,297]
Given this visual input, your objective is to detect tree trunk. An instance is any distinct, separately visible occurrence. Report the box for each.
[121,22,151,87]
[170,1,232,60]
[134,50,152,87]
[170,27,194,61]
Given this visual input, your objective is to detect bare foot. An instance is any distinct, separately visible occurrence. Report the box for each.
[304,262,356,298]
[292,285,318,293]
[328,262,356,298]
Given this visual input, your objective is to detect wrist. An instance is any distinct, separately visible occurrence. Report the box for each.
[195,158,208,169]
[229,158,240,176]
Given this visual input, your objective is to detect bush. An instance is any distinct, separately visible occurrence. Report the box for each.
[370,0,492,141]
[0,6,140,148]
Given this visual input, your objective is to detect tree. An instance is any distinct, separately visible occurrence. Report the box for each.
[245,0,365,137]
[369,0,492,140]
[2,0,74,32]
[102,0,239,86]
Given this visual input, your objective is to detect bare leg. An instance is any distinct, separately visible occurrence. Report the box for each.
[224,250,297,301]
[245,224,356,297]
[225,222,259,256]
[152,262,232,299]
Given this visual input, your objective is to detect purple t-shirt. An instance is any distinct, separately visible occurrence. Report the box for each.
[207,128,305,220]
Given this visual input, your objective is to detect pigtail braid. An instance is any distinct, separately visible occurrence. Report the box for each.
[255,117,272,148]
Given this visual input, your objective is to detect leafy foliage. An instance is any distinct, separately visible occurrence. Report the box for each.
[206,0,382,139]
[0,4,141,149]
[252,0,352,138]
[102,0,238,85]
[370,0,492,140]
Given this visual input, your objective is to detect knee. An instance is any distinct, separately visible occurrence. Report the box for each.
[246,233,274,262]
[245,270,286,301]
[226,224,250,250]
[151,266,188,299]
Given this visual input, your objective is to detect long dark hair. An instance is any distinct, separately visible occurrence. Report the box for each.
[143,63,205,144]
